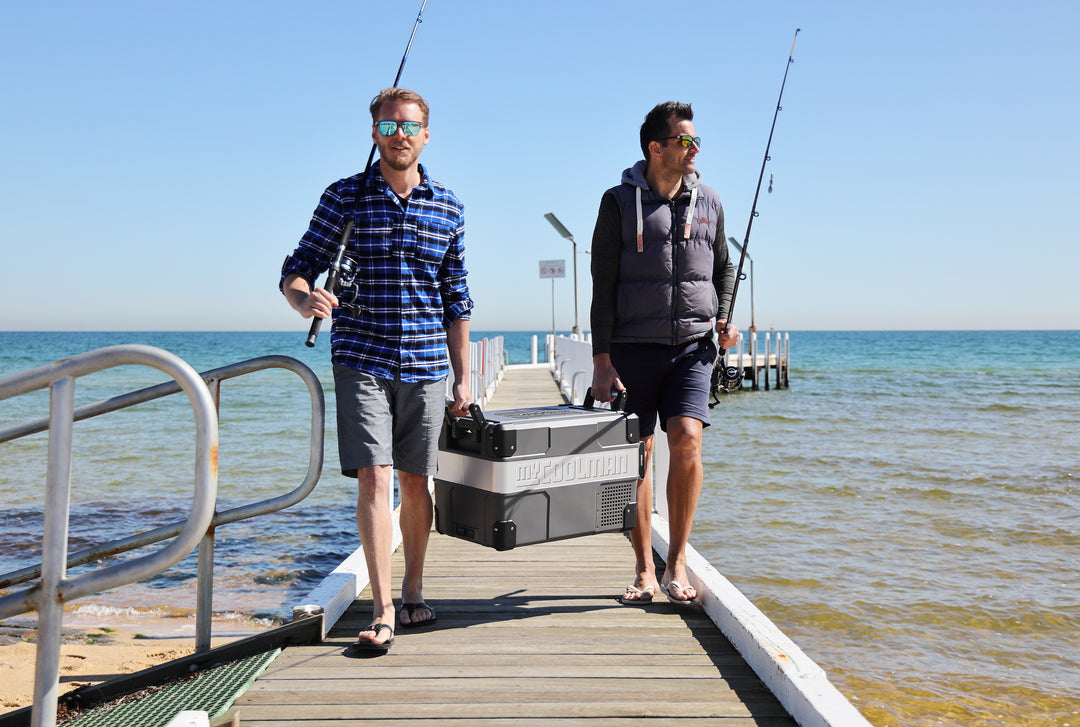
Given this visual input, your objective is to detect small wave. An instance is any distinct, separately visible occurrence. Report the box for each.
[209,610,283,628]
[69,603,193,619]
[978,402,1033,413]
[253,568,321,586]
[754,414,805,424]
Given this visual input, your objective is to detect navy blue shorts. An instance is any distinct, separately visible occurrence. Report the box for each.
[609,337,717,438]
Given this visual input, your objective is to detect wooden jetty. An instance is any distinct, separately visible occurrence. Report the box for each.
[239,535,794,725]
[234,364,866,726]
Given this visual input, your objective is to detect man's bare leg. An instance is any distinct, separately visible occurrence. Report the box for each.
[623,435,660,602]
[660,416,703,601]
[354,464,395,645]
[397,471,435,625]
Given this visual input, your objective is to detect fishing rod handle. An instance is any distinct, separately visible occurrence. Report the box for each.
[304,219,354,347]
[304,274,338,347]
[304,309,327,348]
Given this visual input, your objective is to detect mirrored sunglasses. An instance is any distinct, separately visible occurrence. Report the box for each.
[659,134,702,149]
[376,120,426,137]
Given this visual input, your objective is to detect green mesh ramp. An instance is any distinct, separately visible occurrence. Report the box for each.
[61,647,280,727]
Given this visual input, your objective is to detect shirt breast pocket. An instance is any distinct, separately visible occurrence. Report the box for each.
[411,218,455,267]
[351,215,396,258]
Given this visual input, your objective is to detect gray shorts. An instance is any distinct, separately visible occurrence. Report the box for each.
[333,364,446,478]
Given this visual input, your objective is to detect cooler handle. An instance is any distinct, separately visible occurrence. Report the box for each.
[443,402,486,440]
[583,387,627,411]
[469,402,486,428]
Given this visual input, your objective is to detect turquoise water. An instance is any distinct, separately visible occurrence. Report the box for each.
[696,330,1080,726]
[1,330,1078,726]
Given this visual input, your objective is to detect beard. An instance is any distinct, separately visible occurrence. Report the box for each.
[379,144,421,172]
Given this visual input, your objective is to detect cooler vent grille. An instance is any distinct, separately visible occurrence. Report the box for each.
[597,481,633,528]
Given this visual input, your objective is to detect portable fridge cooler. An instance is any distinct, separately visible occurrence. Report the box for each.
[434,397,644,550]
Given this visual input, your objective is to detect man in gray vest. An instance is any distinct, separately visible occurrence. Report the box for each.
[590,101,739,604]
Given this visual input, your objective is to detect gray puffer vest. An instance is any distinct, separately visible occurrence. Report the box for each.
[608,161,725,345]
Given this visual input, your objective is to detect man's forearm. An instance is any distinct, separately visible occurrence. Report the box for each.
[447,318,471,382]
[282,274,313,313]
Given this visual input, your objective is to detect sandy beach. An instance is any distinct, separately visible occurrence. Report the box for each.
[0,611,269,715]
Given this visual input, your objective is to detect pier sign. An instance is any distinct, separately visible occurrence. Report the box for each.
[539,259,566,279]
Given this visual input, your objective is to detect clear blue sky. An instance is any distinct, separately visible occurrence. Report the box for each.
[2,1,1076,332]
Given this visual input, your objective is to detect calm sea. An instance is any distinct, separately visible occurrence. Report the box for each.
[1,330,1077,726]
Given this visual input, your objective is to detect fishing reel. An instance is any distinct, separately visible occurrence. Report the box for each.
[334,256,358,292]
[718,361,743,393]
[329,256,365,316]
[709,356,743,405]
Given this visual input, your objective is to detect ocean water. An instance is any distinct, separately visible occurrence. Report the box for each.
[1,329,1077,726]
[695,330,1080,727]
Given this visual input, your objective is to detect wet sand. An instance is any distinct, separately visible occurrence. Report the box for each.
[0,609,270,714]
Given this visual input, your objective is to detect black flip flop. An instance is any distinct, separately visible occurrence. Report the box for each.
[398,602,437,629]
[348,623,394,653]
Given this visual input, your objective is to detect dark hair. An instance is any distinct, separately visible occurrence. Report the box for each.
[639,101,694,159]
[369,87,430,125]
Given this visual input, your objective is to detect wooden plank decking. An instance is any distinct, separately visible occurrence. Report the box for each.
[234,364,798,726]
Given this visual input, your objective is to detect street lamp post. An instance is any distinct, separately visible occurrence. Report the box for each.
[544,212,581,336]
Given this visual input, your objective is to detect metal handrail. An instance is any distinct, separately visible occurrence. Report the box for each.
[0,344,219,727]
[570,369,588,405]
[553,335,594,402]
[0,355,325,590]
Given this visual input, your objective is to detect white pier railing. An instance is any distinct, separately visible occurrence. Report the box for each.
[551,329,791,402]
[720,329,791,391]
[551,333,594,404]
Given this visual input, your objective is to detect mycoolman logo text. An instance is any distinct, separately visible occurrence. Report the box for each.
[516,452,632,488]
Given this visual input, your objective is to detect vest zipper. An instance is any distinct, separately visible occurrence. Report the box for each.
[670,198,679,345]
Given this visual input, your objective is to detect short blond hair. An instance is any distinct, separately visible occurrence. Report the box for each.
[369,88,430,125]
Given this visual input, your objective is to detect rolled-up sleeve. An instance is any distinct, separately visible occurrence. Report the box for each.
[439,216,473,328]
[279,186,348,291]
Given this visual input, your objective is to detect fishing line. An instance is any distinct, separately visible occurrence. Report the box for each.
[306,0,429,347]
[712,28,800,397]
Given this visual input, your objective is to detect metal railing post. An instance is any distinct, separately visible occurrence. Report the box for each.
[31,376,76,727]
[195,527,216,653]
[195,377,223,653]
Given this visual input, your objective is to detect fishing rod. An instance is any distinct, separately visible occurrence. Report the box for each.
[306,0,428,347]
[713,28,800,394]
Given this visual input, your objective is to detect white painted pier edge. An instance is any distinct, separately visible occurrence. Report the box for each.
[653,438,871,727]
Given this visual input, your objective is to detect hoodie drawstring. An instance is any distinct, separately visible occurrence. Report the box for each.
[684,186,698,240]
[635,187,644,252]
[635,184,699,253]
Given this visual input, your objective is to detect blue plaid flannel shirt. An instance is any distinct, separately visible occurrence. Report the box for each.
[280,161,473,382]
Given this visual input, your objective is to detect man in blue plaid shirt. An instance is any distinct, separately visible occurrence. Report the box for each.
[281,88,472,653]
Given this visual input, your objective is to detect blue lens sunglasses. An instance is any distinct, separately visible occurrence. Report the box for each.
[376,120,426,137]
